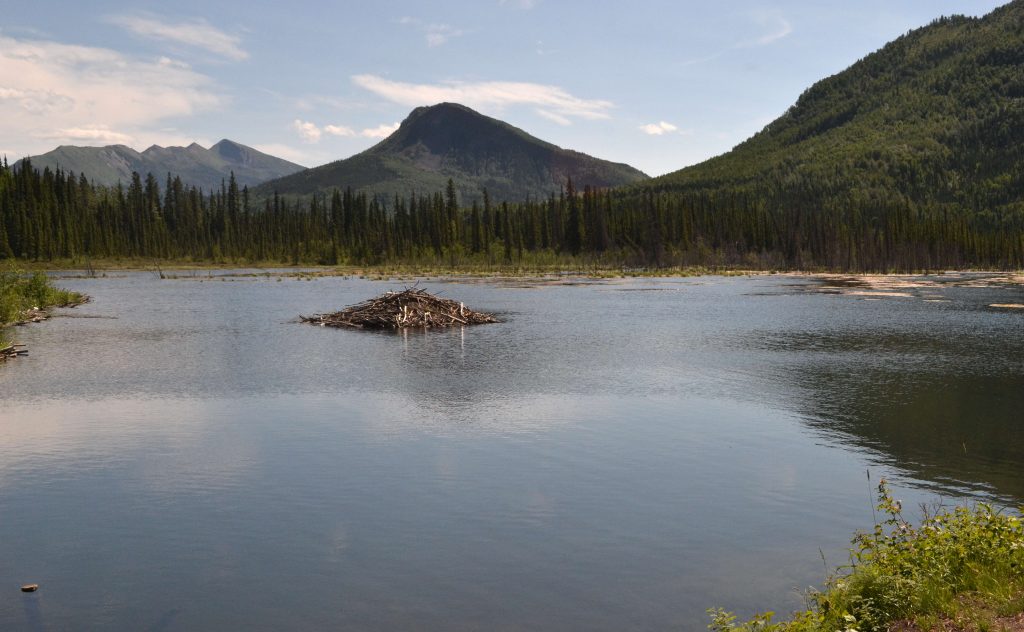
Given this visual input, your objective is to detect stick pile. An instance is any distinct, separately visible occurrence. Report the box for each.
[302,288,498,330]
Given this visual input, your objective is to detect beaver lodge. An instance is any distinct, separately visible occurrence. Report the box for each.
[301,288,498,330]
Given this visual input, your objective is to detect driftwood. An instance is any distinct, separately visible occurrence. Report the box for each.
[2,297,89,362]
[14,308,49,325]
[1,344,28,361]
[302,288,498,330]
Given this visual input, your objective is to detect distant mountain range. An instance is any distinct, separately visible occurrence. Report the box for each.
[19,140,305,191]
[255,103,649,203]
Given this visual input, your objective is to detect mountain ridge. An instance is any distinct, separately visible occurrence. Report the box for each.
[19,139,305,191]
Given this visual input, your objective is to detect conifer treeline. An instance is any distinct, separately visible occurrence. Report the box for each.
[1,158,1022,270]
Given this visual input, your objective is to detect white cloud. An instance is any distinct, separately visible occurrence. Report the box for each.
[640,121,679,136]
[324,124,356,137]
[292,119,322,143]
[0,34,222,157]
[352,74,613,122]
[108,15,248,61]
[360,122,400,139]
[292,119,399,143]
[44,125,135,144]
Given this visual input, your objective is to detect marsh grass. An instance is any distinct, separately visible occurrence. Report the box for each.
[710,481,1024,632]
[1,267,85,349]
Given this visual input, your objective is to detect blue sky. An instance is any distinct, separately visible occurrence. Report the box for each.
[0,0,1009,176]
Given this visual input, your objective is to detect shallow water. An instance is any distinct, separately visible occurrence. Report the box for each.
[2,272,1022,631]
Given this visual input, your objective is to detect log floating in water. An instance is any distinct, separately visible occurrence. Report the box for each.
[302,288,498,330]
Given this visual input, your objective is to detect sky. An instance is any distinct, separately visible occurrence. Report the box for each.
[0,0,1010,177]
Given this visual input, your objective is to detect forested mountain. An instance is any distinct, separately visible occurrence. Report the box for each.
[18,140,304,191]
[256,103,648,204]
[614,1,1024,268]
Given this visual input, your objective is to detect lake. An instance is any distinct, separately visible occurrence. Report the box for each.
[2,271,1022,631]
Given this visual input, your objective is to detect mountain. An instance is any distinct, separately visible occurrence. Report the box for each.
[19,140,305,191]
[642,1,1024,221]
[256,103,648,203]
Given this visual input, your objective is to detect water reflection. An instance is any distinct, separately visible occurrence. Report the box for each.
[739,322,1024,502]
[2,273,1023,631]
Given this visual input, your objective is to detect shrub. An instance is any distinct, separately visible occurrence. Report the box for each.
[710,480,1024,632]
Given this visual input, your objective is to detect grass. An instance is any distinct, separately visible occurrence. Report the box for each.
[710,480,1024,632]
[0,267,85,348]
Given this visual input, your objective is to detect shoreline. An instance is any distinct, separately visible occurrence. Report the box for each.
[0,269,88,362]
[17,258,1024,281]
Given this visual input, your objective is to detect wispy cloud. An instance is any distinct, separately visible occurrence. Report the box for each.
[108,15,248,61]
[639,121,679,136]
[0,87,74,115]
[352,74,613,124]
[535,40,558,56]
[399,17,464,48]
[680,12,793,66]
[500,0,538,9]
[251,143,316,167]
[0,34,221,156]
[739,14,793,48]
[249,143,313,165]
[306,96,365,110]
[535,108,570,126]
[292,119,400,142]
[679,52,725,68]
[426,25,462,47]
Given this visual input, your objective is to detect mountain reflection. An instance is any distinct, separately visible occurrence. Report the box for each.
[749,327,1024,503]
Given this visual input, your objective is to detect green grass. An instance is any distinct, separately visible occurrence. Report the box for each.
[1,267,85,348]
[710,481,1024,632]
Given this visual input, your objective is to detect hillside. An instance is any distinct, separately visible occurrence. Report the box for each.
[19,140,305,191]
[256,103,648,203]
[645,1,1024,218]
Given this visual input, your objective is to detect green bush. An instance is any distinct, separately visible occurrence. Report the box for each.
[0,267,83,329]
[710,480,1024,632]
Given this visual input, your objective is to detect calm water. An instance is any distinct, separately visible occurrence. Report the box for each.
[1,272,1022,631]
